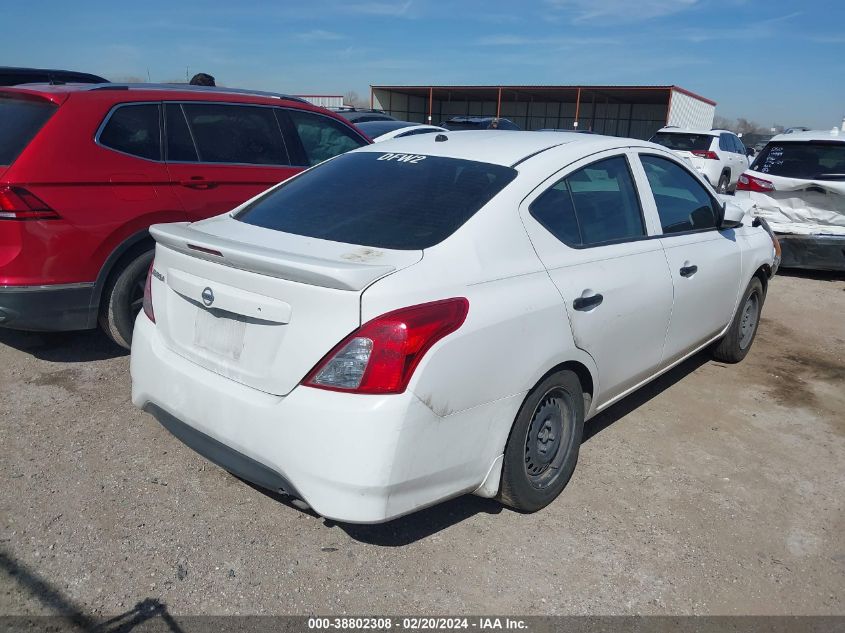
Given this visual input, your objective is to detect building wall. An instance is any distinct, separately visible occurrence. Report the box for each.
[372,88,677,139]
[297,95,344,108]
[667,90,715,129]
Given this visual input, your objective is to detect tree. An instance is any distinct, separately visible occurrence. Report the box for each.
[343,90,369,108]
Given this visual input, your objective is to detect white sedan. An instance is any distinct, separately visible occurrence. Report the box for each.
[131,132,779,523]
[356,119,447,142]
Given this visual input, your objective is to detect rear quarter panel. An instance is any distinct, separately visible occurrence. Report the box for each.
[3,92,187,284]
[360,184,599,469]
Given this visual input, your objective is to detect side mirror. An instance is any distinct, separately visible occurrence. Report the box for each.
[719,201,745,229]
[746,147,755,157]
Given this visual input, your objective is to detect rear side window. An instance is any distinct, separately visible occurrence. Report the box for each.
[181,103,289,165]
[237,151,516,250]
[641,155,719,233]
[0,97,57,165]
[752,141,845,180]
[650,132,713,152]
[286,110,366,166]
[99,104,161,161]
[530,156,645,247]
[164,104,198,162]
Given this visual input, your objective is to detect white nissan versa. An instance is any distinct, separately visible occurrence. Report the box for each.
[131,131,779,523]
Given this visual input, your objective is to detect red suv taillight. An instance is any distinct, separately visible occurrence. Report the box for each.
[737,173,775,193]
[142,261,156,323]
[303,298,469,395]
[691,150,719,160]
[0,185,60,220]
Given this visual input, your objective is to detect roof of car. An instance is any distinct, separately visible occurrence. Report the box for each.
[0,82,309,104]
[444,116,510,123]
[768,129,845,143]
[354,130,646,167]
[656,127,728,136]
[0,66,108,84]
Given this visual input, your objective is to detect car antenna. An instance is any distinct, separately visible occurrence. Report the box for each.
[435,134,448,142]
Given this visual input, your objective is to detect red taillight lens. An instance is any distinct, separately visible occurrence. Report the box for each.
[737,173,775,193]
[0,185,60,220]
[691,150,719,160]
[303,298,469,395]
[142,261,155,323]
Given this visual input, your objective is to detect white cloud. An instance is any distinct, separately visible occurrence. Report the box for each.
[545,0,699,22]
[476,34,615,46]
[296,29,346,41]
[343,0,415,17]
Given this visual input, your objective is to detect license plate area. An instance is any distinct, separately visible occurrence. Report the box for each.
[193,307,247,361]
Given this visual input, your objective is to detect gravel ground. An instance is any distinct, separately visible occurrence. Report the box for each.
[1,272,843,619]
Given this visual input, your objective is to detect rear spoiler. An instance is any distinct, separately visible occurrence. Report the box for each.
[149,223,397,291]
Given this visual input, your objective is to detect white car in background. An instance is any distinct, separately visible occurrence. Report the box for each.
[131,131,778,523]
[736,128,845,271]
[650,127,751,193]
[356,120,447,143]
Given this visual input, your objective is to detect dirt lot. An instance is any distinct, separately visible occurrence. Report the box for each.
[1,272,843,618]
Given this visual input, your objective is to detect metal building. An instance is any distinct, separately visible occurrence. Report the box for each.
[296,94,345,109]
[370,85,716,139]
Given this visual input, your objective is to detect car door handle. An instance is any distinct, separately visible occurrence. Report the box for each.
[680,265,698,277]
[179,178,217,190]
[572,293,603,311]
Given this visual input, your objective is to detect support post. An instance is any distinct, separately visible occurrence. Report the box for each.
[428,87,433,123]
[574,87,581,129]
[497,86,502,119]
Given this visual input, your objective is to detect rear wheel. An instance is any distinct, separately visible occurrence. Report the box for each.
[712,277,764,363]
[717,173,730,194]
[99,250,153,349]
[498,370,585,512]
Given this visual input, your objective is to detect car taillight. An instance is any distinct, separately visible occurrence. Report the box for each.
[142,261,155,323]
[303,298,469,394]
[737,173,775,192]
[691,150,719,160]
[0,185,60,220]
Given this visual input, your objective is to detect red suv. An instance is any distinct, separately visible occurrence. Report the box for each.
[0,84,369,347]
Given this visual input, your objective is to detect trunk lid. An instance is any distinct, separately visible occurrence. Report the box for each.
[149,215,422,395]
[744,172,845,235]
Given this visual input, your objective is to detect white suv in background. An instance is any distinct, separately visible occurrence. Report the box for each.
[650,127,751,193]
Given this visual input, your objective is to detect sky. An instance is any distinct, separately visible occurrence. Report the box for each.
[4,0,844,128]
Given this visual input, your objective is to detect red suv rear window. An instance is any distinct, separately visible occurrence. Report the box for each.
[0,96,57,166]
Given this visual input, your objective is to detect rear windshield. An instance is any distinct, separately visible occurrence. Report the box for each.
[650,132,713,151]
[0,97,57,165]
[237,151,517,250]
[751,141,845,180]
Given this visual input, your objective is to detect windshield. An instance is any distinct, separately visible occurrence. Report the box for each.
[442,120,486,131]
[751,141,845,180]
[237,151,517,250]
[356,120,413,137]
[650,132,713,152]
[0,96,57,165]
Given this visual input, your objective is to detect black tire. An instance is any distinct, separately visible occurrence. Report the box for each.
[98,250,154,349]
[498,370,585,512]
[717,173,730,194]
[712,277,764,363]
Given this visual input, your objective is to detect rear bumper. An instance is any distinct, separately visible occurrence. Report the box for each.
[776,233,845,272]
[130,315,507,523]
[0,283,96,331]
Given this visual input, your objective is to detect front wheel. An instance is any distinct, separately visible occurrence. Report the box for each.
[712,277,764,363]
[99,250,154,349]
[498,370,585,512]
